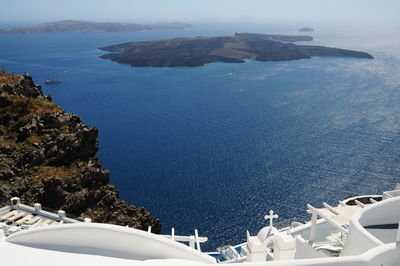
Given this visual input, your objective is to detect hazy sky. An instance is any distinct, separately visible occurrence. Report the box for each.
[1,0,399,24]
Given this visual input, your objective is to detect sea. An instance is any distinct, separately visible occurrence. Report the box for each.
[0,21,400,251]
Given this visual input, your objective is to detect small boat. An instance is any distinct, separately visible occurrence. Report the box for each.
[45,79,62,85]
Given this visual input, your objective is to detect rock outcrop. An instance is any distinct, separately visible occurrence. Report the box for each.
[0,72,161,232]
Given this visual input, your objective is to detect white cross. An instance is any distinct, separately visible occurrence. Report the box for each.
[264,210,279,228]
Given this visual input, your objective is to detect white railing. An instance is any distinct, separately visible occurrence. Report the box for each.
[383,190,400,200]
[148,226,207,251]
[7,197,78,224]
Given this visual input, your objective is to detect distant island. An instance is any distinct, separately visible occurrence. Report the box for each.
[99,32,373,67]
[0,20,192,34]
[299,27,314,32]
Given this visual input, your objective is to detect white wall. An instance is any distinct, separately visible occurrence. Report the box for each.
[341,197,400,256]
[6,223,215,264]
[294,236,330,260]
[358,197,400,226]
[245,243,399,266]
[368,243,400,266]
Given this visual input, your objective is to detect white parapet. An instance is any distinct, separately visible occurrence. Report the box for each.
[10,197,20,207]
[341,196,400,256]
[294,235,331,260]
[265,232,296,260]
[246,230,268,262]
[57,210,66,220]
[33,203,42,212]
[5,223,216,264]
[84,218,92,223]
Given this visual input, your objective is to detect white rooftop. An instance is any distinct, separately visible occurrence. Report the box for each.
[1,187,400,266]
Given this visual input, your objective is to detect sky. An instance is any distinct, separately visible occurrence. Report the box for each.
[0,0,399,25]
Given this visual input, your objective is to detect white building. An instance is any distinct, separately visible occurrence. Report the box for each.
[1,186,399,266]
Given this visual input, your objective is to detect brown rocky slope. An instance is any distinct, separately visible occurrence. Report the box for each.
[0,72,161,232]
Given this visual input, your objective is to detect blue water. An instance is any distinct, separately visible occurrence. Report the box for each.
[1,23,400,250]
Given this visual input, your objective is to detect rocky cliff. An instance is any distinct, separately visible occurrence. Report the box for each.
[0,72,161,232]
